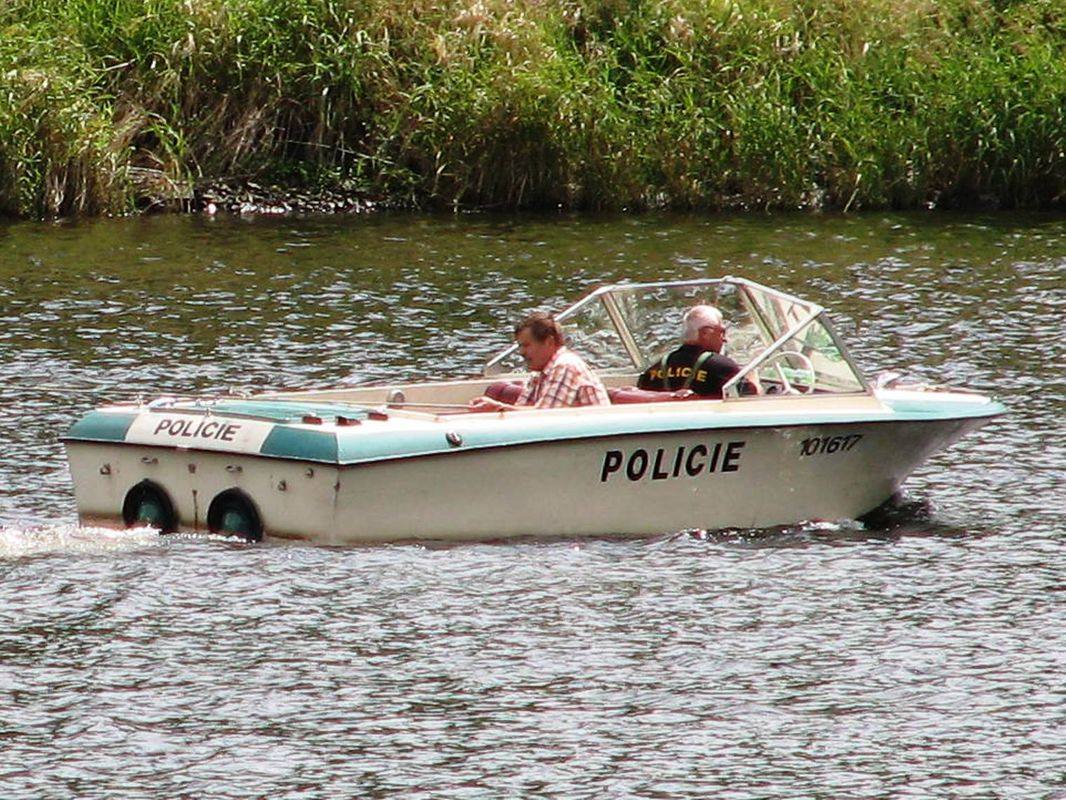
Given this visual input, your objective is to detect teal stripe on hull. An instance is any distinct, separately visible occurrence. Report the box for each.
[880,396,1007,419]
[63,394,1004,466]
[338,397,1004,465]
[64,411,137,442]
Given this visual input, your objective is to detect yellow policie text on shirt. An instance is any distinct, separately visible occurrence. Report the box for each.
[645,366,708,383]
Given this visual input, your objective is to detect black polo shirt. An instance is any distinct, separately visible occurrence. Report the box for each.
[637,344,749,397]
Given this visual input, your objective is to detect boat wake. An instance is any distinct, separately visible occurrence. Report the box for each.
[680,493,945,547]
[0,491,957,557]
[0,523,166,559]
[856,492,936,530]
[682,520,862,547]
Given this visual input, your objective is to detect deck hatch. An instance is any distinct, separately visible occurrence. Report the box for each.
[260,427,339,462]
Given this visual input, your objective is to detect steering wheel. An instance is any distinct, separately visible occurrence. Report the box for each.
[763,350,816,394]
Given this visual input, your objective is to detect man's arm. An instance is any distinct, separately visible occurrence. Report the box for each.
[468,395,535,412]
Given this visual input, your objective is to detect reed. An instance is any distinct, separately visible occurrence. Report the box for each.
[0,0,1062,217]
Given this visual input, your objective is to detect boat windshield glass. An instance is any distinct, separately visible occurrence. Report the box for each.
[725,313,867,396]
[485,280,764,374]
[741,284,812,342]
[596,281,767,371]
[575,280,830,376]
[483,278,865,395]
[558,294,634,372]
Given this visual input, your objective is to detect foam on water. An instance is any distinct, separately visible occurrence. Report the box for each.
[0,523,174,558]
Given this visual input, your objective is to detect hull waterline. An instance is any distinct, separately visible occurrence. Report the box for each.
[64,401,996,543]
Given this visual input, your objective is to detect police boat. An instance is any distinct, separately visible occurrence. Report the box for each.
[62,277,1004,543]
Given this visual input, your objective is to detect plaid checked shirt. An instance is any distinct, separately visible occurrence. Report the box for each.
[518,347,610,408]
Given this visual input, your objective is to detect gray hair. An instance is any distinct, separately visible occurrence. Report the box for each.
[682,305,724,342]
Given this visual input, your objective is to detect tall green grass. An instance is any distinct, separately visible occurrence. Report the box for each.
[0,0,1063,217]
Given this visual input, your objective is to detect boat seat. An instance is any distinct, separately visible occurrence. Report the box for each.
[482,380,706,405]
[484,380,524,404]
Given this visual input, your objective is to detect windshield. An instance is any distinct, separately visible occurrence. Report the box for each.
[483,278,867,396]
[557,280,781,373]
[484,281,731,374]
[597,281,768,371]
[725,313,868,396]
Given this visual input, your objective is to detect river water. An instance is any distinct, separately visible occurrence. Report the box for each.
[0,212,1062,798]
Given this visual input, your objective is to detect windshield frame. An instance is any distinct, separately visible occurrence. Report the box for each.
[482,277,871,398]
[722,310,872,397]
[483,278,725,375]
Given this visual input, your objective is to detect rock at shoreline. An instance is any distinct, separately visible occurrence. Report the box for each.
[192,180,378,216]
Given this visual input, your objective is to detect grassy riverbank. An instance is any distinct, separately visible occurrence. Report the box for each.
[1,0,1063,218]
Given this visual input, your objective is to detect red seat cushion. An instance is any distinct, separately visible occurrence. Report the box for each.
[484,380,524,404]
[484,381,709,406]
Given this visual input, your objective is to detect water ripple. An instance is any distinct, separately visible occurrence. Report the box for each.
[0,212,1063,798]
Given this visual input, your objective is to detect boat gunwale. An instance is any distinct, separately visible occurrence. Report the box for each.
[62,400,1005,467]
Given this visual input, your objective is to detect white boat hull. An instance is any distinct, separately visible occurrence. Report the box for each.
[65,409,988,542]
[61,277,1005,544]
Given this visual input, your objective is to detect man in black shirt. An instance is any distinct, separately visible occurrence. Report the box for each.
[637,304,756,397]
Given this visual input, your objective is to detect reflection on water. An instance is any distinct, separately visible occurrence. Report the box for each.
[0,211,1062,798]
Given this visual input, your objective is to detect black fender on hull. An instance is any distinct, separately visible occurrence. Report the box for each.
[207,489,264,542]
[122,480,178,533]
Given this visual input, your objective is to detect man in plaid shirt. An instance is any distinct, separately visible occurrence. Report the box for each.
[469,312,609,411]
